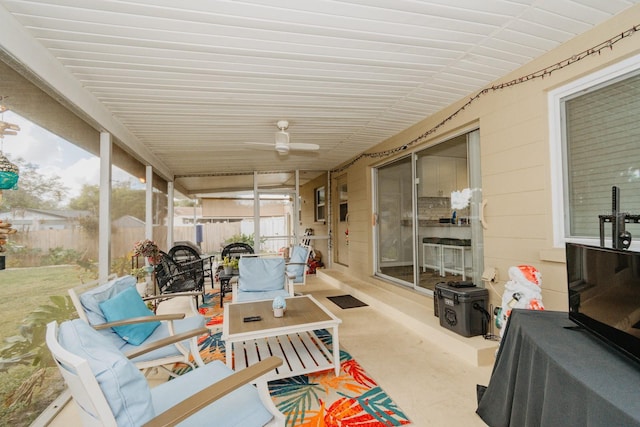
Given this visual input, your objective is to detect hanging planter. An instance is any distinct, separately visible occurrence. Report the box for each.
[0,152,19,191]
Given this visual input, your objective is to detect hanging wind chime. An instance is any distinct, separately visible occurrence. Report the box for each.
[0,96,20,268]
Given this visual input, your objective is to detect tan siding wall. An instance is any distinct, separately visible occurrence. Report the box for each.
[299,173,329,264]
[331,5,640,311]
[343,168,370,276]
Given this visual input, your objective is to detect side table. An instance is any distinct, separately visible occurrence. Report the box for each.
[218,271,238,307]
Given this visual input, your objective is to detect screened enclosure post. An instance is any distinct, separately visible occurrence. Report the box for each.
[99,132,112,282]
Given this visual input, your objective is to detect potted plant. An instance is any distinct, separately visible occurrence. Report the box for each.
[222,256,233,274]
[130,266,148,281]
[221,256,240,274]
[272,296,286,318]
[133,239,161,265]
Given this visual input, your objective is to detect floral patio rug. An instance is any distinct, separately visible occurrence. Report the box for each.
[174,291,412,426]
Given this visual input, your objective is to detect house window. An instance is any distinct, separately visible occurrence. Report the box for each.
[315,186,325,222]
[550,54,640,248]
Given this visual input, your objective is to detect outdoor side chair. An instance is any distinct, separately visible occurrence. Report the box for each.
[169,244,215,290]
[68,275,207,376]
[221,242,254,259]
[286,243,312,285]
[154,251,207,308]
[232,256,294,303]
[46,319,285,427]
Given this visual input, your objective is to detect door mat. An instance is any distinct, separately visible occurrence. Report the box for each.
[327,294,368,309]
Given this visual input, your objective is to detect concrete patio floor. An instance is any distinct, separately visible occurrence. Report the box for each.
[46,273,494,426]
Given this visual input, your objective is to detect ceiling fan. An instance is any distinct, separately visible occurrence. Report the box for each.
[245,120,320,155]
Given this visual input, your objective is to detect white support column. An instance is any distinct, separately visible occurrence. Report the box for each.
[145,165,153,240]
[468,130,484,287]
[253,171,260,251]
[326,170,332,268]
[294,170,300,243]
[98,132,112,282]
[167,181,174,250]
[193,200,198,243]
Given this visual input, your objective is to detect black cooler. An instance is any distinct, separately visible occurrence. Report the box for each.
[435,282,488,337]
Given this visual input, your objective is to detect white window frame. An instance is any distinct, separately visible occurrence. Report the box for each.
[549,53,640,250]
[314,186,326,223]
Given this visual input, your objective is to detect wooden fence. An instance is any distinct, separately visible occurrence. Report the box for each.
[9,222,242,261]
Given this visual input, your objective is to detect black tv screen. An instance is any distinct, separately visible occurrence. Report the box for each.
[566,242,640,364]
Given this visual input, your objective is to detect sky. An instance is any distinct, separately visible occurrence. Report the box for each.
[1,110,143,204]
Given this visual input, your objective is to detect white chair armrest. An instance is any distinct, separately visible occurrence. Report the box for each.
[142,356,283,427]
[125,327,209,360]
[232,280,238,301]
[285,275,295,297]
[93,313,185,330]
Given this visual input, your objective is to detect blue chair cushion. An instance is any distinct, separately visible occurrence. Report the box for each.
[151,360,273,426]
[99,286,161,345]
[80,275,138,325]
[58,319,154,426]
[238,257,285,292]
[123,315,205,364]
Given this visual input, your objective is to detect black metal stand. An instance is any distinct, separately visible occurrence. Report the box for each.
[599,186,639,249]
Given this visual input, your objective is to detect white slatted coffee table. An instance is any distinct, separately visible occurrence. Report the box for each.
[222,295,342,380]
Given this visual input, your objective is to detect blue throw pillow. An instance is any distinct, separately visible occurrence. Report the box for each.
[80,275,138,325]
[99,286,160,345]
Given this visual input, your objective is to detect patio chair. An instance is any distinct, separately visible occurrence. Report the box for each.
[169,243,215,290]
[154,251,207,308]
[221,242,254,259]
[46,319,285,427]
[69,275,207,375]
[232,256,294,303]
[286,243,312,285]
[217,242,255,301]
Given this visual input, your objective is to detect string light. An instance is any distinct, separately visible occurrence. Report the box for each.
[331,23,640,174]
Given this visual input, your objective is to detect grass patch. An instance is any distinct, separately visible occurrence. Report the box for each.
[0,265,83,339]
[0,265,89,427]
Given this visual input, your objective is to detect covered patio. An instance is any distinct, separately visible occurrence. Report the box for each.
[1,1,640,425]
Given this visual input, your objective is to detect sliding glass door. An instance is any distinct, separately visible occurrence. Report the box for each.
[374,157,415,285]
[374,130,483,292]
[415,134,471,292]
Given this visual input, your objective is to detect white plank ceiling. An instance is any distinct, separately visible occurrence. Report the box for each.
[0,0,638,195]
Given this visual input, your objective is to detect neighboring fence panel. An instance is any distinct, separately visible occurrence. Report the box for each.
[11,228,98,258]
[172,222,240,253]
[8,222,243,263]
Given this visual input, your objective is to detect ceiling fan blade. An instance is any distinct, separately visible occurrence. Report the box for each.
[289,143,319,151]
[244,142,274,147]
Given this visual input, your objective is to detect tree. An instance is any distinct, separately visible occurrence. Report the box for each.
[112,182,147,221]
[67,184,100,233]
[0,155,68,211]
[67,184,99,214]
[67,181,167,227]
[175,198,197,207]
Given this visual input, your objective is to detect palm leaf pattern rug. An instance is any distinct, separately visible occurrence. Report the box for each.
[175,291,411,426]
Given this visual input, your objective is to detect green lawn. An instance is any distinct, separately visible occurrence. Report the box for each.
[0,265,85,339]
[0,265,89,427]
